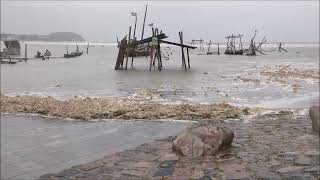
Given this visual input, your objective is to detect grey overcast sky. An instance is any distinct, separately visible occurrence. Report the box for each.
[1,1,319,43]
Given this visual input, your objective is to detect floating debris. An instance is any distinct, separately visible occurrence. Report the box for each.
[1,94,248,121]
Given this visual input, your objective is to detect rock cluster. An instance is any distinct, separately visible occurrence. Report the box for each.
[172,123,234,157]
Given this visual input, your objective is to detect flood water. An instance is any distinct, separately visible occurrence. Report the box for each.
[1,42,319,108]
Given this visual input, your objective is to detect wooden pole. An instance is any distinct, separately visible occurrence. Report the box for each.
[115,36,127,70]
[158,43,162,70]
[86,43,89,54]
[125,26,132,70]
[239,36,243,53]
[133,15,137,40]
[141,5,148,40]
[187,48,190,69]
[217,43,220,55]
[226,38,229,53]
[149,28,155,71]
[24,43,27,61]
[179,31,187,70]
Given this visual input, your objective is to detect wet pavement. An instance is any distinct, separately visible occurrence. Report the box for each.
[39,112,320,180]
[0,114,189,179]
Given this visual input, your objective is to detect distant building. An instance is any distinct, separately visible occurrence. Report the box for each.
[1,40,21,57]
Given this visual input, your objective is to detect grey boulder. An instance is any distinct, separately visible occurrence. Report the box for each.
[173,123,234,157]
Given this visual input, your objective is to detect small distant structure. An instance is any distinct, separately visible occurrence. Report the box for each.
[64,45,83,58]
[225,34,243,55]
[278,42,287,53]
[206,40,220,55]
[191,39,205,51]
[1,40,21,56]
[246,30,268,56]
[1,40,24,64]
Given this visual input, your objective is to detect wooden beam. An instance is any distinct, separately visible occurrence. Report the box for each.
[129,33,167,47]
[159,40,196,49]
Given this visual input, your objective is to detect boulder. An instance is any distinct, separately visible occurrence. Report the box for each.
[173,123,234,157]
[309,106,320,134]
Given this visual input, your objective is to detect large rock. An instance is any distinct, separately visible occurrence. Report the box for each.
[172,123,234,157]
[309,106,320,133]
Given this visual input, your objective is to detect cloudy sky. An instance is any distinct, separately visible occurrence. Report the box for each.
[1,1,319,43]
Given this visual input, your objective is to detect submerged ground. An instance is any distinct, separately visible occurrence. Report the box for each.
[1,43,319,179]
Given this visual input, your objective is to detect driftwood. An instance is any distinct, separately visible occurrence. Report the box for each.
[278,42,288,53]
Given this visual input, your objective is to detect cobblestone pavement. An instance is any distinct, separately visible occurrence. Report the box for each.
[40,113,319,179]
[1,114,189,179]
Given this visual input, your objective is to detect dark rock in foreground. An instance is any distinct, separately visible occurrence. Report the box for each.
[172,123,234,157]
[309,106,320,134]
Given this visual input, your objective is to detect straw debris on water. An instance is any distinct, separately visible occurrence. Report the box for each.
[1,94,247,121]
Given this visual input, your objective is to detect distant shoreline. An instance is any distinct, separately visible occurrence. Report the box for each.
[1,32,85,42]
[1,41,318,48]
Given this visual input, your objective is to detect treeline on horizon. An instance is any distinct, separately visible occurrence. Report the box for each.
[0,32,85,42]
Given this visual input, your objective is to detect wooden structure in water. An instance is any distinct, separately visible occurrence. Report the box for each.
[225,34,243,55]
[191,39,205,51]
[207,40,220,55]
[115,28,196,71]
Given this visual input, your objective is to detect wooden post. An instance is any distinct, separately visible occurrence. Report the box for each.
[158,43,162,71]
[115,36,127,70]
[125,26,132,70]
[226,38,229,54]
[187,48,190,69]
[24,43,27,61]
[232,35,236,54]
[141,5,148,40]
[86,43,89,54]
[217,43,220,55]
[179,31,187,70]
[239,36,243,53]
[133,14,137,39]
[149,28,155,71]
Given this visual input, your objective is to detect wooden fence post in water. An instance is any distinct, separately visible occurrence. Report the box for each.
[149,28,155,71]
[125,26,132,70]
[187,48,190,69]
[86,43,89,54]
[115,36,127,70]
[179,31,187,70]
[24,43,27,61]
